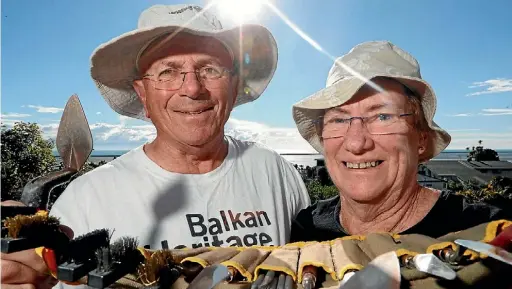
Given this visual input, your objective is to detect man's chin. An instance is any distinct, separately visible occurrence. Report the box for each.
[174,131,221,147]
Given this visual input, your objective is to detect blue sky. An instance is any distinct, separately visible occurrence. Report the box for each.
[2,0,511,152]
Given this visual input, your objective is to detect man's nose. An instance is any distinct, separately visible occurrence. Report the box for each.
[179,72,206,98]
[343,119,373,154]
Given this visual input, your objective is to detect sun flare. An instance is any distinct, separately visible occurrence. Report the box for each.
[212,0,267,24]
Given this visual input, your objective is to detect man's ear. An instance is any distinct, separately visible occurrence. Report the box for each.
[133,80,150,119]
[231,75,240,106]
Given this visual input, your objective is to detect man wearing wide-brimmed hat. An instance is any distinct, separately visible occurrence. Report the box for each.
[0,4,310,288]
[289,41,511,242]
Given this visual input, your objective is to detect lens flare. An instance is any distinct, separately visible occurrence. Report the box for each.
[213,0,266,24]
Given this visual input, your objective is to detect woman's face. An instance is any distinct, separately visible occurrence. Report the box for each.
[322,78,427,203]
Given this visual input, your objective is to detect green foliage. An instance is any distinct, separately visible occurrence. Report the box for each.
[454,176,512,209]
[466,140,500,161]
[306,180,338,203]
[1,122,57,200]
[446,180,464,192]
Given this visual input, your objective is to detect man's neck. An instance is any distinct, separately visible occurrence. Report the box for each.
[339,181,440,235]
[143,134,229,174]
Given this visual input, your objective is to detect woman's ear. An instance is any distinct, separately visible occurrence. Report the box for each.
[133,80,150,119]
[418,131,429,155]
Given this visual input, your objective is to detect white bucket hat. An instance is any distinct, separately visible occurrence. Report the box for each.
[292,41,451,162]
[90,4,278,122]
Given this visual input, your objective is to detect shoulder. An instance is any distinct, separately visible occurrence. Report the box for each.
[226,136,297,168]
[290,195,341,242]
[431,190,511,224]
[296,195,340,221]
[227,136,283,159]
[58,147,144,197]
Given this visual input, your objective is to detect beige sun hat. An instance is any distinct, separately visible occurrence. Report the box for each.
[90,4,278,122]
[292,41,451,162]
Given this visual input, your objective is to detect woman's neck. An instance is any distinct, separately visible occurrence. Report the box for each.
[339,184,440,235]
[143,134,229,174]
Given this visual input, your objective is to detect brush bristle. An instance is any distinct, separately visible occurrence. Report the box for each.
[137,250,176,285]
[110,236,139,262]
[66,229,111,264]
[94,236,144,273]
[3,214,61,239]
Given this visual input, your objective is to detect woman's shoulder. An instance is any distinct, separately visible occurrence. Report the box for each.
[290,195,344,242]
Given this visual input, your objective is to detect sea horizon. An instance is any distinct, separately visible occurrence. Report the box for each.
[53,148,512,168]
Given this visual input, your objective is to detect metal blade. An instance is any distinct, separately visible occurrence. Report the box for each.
[340,251,401,289]
[56,94,93,171]
[455,239,512,266]
[186,264,229,289]
[412,253,456,280]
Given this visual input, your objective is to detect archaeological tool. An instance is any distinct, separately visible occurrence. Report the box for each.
[301,266,318,289]
[20,93,93,209]
[399,253,457,280]
[186,264,230,289]
[455,239,512,266]
[1,94,93,253]
[339,251,401,289]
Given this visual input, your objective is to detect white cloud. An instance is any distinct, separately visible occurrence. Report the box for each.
[1,119,24,127]
[39,123,60,138]
[1,112,32,127]
[447,113,473,117]
[446,131,512,150]
[1,113,31,118]
[24,105,64,113]
[466,78,512,96]
[446,129,481,132]
[447,108,512,117]
[96,112,102,115]
[10,116,512,152]
[225,118,316,153]
[27,116,315,153]
[479,108,512,116]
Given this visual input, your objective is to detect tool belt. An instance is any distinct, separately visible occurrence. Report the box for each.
[102,219,512,289]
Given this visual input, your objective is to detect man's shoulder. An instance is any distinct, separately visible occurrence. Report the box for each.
[227,136,289,163]
[69,147,144,185]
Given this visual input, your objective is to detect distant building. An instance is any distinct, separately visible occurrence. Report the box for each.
[417,174,446,190]
[312,157,512,188]
[423,160,512,185]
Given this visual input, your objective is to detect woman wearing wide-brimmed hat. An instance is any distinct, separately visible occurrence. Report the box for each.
[289,41,511,242]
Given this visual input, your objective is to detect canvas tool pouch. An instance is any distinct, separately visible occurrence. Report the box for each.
[42,220,511,289]
[253,244,301,282]
[221,247,271,281]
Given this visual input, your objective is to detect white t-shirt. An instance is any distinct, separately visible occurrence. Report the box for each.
[50,136,311,251]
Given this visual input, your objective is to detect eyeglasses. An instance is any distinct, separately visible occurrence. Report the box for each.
[142,65,234,91]
[319,113,414,139]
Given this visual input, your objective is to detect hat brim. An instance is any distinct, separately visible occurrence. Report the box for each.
[292,75,451,162]
[90,24,278,121]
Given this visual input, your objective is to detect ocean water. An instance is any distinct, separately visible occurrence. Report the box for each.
[282,151,512,167]
[72,149,512,167]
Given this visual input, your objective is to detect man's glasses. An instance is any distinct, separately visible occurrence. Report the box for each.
[142,65,234,90]
[319,113,414,139]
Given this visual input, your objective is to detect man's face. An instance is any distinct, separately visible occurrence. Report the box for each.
[322,78,426,203]
[133,33,238,147]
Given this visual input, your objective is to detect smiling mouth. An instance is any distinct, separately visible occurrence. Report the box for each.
[342,160,384,169]
[175,107,214,115]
